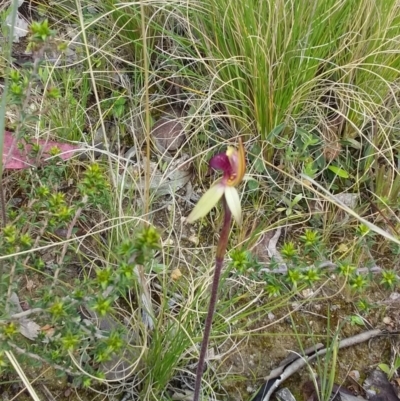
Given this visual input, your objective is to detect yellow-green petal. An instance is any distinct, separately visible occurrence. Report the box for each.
[186,183,225,223]
[224,186,242,225]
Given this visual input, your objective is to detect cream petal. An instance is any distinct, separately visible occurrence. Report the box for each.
[224,186,242,225]
[186,183,225,223]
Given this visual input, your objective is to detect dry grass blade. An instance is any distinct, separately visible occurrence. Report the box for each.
[5,351,42,401]
[301,174,400,246]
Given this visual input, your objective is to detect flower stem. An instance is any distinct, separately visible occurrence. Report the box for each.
[193,197,232,401]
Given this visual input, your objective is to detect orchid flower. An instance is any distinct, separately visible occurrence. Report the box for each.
[188,138,246,401]
[187,138,246,224]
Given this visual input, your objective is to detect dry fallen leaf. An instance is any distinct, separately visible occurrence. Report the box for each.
[301,288,314,298]
[9,292,40,340]
[19,319,40,340]
[188,235,199,246]
[6,11,29,43]
[349,370,360,381]
[337,243,349,253]
[40,324,55,338]
[151,106,186,152]
[3,131,79,169]
[171,268,182,281]
[25,276,35,292]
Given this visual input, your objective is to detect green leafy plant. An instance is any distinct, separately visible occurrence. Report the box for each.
[0,18,163,383]
[379,355,400,380]
[348,315,365,327]
[0,213,161,381]
[277,193,303,217]
[380,270,399,289]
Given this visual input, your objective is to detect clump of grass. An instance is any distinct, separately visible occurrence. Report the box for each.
[191,0,400,146]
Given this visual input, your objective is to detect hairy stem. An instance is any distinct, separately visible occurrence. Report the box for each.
[51,195,87,291]
[193,197,232,401]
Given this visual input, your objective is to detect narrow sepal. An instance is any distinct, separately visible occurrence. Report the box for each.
[186,183,225,223]
[224,186,242,225]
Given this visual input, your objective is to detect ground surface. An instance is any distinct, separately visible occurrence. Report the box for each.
[1,1,400,401]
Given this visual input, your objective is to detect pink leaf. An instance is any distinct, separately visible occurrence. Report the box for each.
[3,131,79,169]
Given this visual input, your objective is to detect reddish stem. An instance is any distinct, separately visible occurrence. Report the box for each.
[193,197,232,401]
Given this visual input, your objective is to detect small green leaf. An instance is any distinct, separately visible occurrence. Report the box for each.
[267,123,286,140]
[247,179,259,190]
[328,165,349,178]
[292,193,303,206]
[349,315,364,326]
[394,356,400,369]
[342,138,362,150]
[254,159,265,173]
[378,363,390,376]
[250,144,265,173]
[303,161,318,178]
[152,263,166,274]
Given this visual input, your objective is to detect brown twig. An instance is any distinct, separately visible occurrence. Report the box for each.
[252,329,385,401]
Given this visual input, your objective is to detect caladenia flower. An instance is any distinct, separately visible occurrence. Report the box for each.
[187,138,246,401]
[186,138,246,225]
